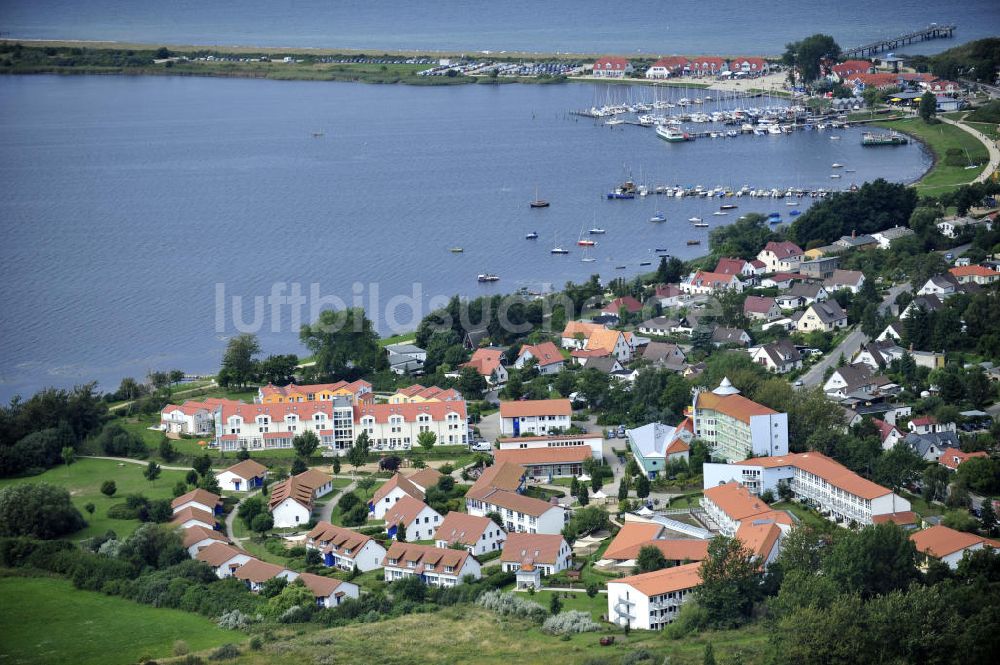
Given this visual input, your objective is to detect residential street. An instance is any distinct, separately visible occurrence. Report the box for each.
[797,281,908,389]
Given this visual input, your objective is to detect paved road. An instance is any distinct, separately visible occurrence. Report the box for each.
[938,115,1000,184]
[85,455,192,471]
[225,489,260,543]
[797,282,908,389]
[316,477,357,524]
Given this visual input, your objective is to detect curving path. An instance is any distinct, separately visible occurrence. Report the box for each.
[938,115,1000,184]
[84,455,192,471]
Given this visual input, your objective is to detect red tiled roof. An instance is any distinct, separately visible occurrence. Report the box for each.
[434,512,494,546]
[463,348,504,377]
[385,542,473,576]
[950,265,997,278]
[651,57,688,69]
[715,258,749,275]
[234,558,290,584]
[195,542,245,566]
[911,525,992,558]
[694,391,776,424]
[518,341,564,367]
[171,506,216,527]
[602,296,644,314]
[743,295,777,314]
[938,448,988,470]
[612,562,702,596]
[736,452,892,500]
[171,488,221,510]
[221,459,268,480]
[183,525,227,548]
[762,241,803,259]
[384,495,435,528]
[298,572,347,598]
[703,482,773,522]
[354,400,467,424]
[495,445,594,466]
[501,532,567,566]
[871,511,918,526]
[595,56,630,68]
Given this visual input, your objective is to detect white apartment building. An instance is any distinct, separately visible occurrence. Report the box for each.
[692,378,788,462]
[703,451,911,526]
[607,563,702,630]
[434,512,507,556]
[215,397,467,453]
[500,533,572,576]
[499,399,572,436]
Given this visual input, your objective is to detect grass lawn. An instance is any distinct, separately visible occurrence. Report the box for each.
[771,500,832,531]
[898,489,942,519]
[873,117,990,195]
[226,607,769,665]
[0,458,191,541]
[667,492,703,509]
[0,575,233,665]
[524,589,607,621]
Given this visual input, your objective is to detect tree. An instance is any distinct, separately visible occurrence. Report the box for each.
[158,439,177,462]
[697,536,762,628]
[347,431,371,472]
[61,446,75,470]
[956,457,1000,495]
[342,504,368,526]
[656,256,685,284]
[219,333,261,390]
[395,522,407,541]
[636,544,668,573]
[192,454,212,478]
[0,483,86,538]
[238,496,265,529]
[576,483,589,506]
[300,308,385,380]
[100,480,117,497]
[617,477,630,501]
[486,511,504,528]
[549,594,562,615]
[332,456,341,475]
[290,457,307,475]
[292,430,320,460]
[783,34,841,82]
[251,513,273,538]
[143,461,161,484]
[823,523,917,598]
[257,354,298,386]
[873,443,924,491]
[437,476,455,492]
[586,582,599,598]
[172,480,188,498]
[703,644,717,665]
[417,430,437,453]
[922,464,951,503]
[185,470,199,485]
[236,447,250,461]
[635,474,650,499]
[980,500,997,537]
[84,502,95,515]
[457,366,487,398]
[919,90,937,122]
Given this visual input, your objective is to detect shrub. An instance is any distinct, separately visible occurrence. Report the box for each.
[0,483,86,539]
[621,649,654,664]
[336,492,361,512]
[217,609,253,630]
[248,636,262,651]
[475,590,547,621]
[342,504,368,527]
[100,480,117,497]
[173,640,190,656]
[542,610,600,635]
[208,644,241,661]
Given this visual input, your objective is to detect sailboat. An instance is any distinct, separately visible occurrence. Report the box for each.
[577,225,596,246]
[551,232,569,255]
[650,210,666,223]
[525,231,539,240]
[529,186,549,208]
[580,247,596,263]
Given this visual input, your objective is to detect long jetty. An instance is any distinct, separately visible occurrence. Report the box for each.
[842,24,956,59]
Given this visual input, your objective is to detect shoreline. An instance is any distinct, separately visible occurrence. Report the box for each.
[2,37,786,60]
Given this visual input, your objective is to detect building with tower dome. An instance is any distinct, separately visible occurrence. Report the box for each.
[691,378,788,462]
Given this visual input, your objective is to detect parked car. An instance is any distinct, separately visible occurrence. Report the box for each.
[606,429,617,439]
[469,441,493,452]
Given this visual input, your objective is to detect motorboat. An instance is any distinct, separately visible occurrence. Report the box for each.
[477,274,499,282]
[550,247,569,255]
[688,216,702,223]
[449,247,464,253]
[720,204,738,210]
[712,211,728,216]
[655,125,691,142]
[650,211,667,223]
[525,231,539,240]
[588,228,606,234]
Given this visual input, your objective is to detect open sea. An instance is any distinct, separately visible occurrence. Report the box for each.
[0,0,998,56]
[2,0,993,399]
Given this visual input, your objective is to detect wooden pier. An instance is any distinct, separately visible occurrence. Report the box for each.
[842,24,956,59]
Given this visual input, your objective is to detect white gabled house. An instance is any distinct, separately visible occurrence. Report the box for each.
[369,473,425,520]
[234,558,299,592]
[383,496,443,542]
[183,524,228,557]
[500,532,572,588]
[298,572,360,608]
[383,542,482,587]
[434,512,507,556]
[307,521,386,572]
[216,459,268,492]
[171,488,222,517]
[195,542,253,578]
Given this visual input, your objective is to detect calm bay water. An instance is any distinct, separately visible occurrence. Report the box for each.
[0,75,929,400]
[1,0,997,56]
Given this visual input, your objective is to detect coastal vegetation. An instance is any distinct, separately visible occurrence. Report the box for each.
[909,37,1000,84]
[873,118,990,194]
[782,34,840,82]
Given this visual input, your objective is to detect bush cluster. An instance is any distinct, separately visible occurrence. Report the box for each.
[542,610,601,635]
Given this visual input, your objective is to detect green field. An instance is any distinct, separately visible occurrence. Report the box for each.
[0,458,191,541]
[226,607,768,665]
[873,118,990,194]
[0,576,234,665]
[527,589,607,621]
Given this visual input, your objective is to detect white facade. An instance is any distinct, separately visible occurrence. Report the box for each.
[324,540,385,572]
[607,575,697,631]
[372,486,417,520]
[496,434,604,458]
[172,499,217,516]
[500,413,571,437]
[501,542,572,576]
[216,470,262,493]
[211,553,253,579]
[161,405,214,435]
[272,498,311,528]
[435,524,507,557]
[383,556,481,587]
[389,504,443,542]
[465,497,566,536]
